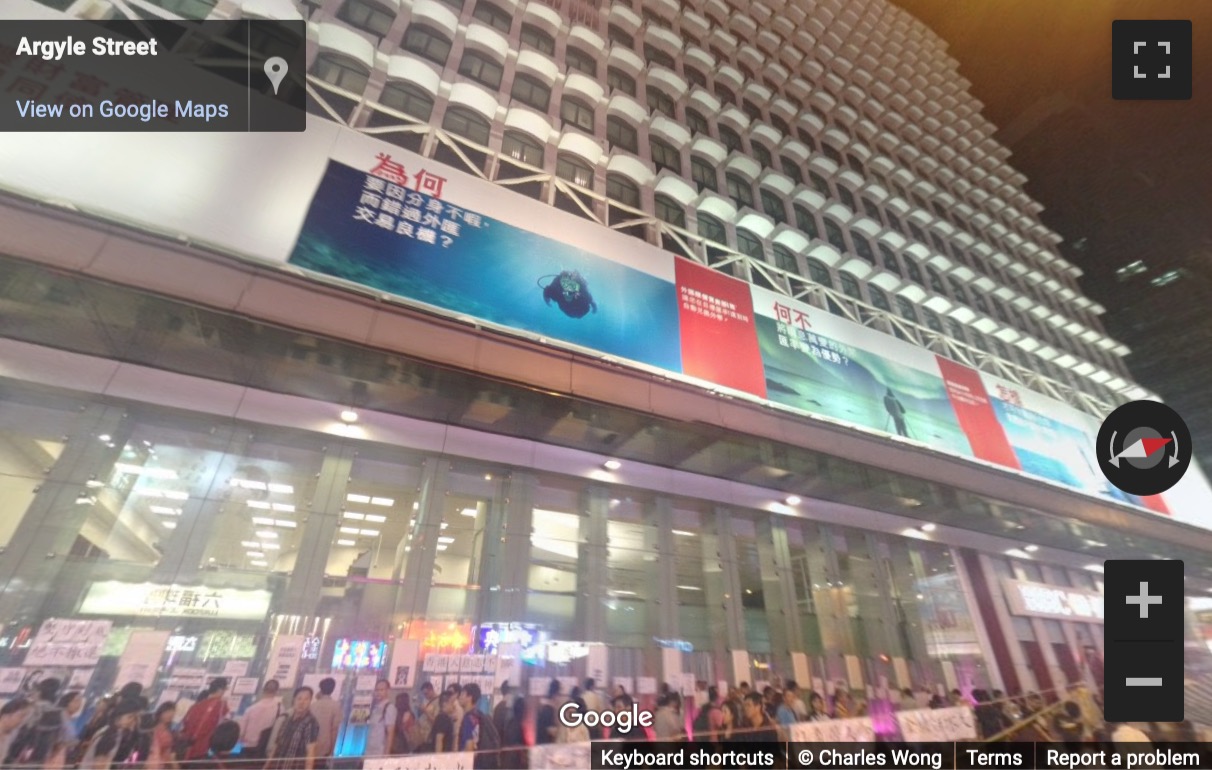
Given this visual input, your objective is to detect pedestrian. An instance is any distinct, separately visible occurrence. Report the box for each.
[534,679,561,745]
[310,678,342,765]
[239,680,283,762]
[833,688,854,719]
[608,695,645,742]
[56,691,84,760]
[428,692,457,754]
[499,698,527,770]
[391,693,415,755]
[948,689,964,708]
[555,698,588,744]
[784,682,807,721]
[775,689,798,734]
[413,682,439,751]
[654,694,684,741]
[180,678,229,762]
[738,693,779,743]
[0,700,32,764]
[1052,701,1084,746]
[492,682,511,746]
[581,679,604,739]
[7,677,67,765]
[458,683,500,769]
[80,699,142,768]
[267,686,320,770]
[691,688,722,743]
[364,679,397,759]
[145,702,178,770]
[806,692,829,721]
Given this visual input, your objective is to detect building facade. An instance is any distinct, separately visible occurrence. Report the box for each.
[3,0,1212,724]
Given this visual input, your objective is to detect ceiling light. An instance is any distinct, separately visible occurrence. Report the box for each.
[247,501,271,510]
[339,526,359,534]
[1024,544,1039,552]
[672,530,695,537]
[436,544,448,551]
[603,459,622,471]
[359,529,379,536]
[241,541,260,548]
[256,531,278,539]
[412,501,420,510]
[250,560,268,567]
[484,474,492,480]
[785,495,801,505]
[246,551,264,558]
[274,520,297,528]
[744,589,753,594]
[98,434,112,442]
[230,479,267,491]
[365,514,386,523]
[260,543,281,550]
[1086,564,1105,573]
[162,521,177,529]
[611,590,637,596]
[337,539,356,546]
[371,497,394,507]
[268,483,294,494]
[677,585,702,591]
[272,503,295,512]
[113,463,179,479]
[347,494,371,504]
[149,506,182,516]
[461,508,478,517]
[920,523,937,532]
[1084,539,1107,548]
[438,536,455,544]
[252,517,275,526]
[74,495,95,505]
[86,480,104,488]
[1005,548,1032,559]
[344,512,365,521]
[340,409,358,423]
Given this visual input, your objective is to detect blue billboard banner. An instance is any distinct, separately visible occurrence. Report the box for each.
[289,158,682,372]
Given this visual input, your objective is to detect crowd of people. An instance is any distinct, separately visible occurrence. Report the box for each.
[0,674,1200,769]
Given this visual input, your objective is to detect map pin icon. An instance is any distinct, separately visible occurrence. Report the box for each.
[264,57,288,95]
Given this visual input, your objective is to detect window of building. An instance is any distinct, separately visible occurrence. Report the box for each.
[742,99,762,122]
[846,152,865,174]
[608,23,634,48]
[606,173,641,207]
[311,53,370,93]
[641,7,669,27]
[606,115,638,153]
[686,108,709,136]
[797,127,817,151]
[726,173,754,208]
[853,234,875,263]
[908,220,928,244]
[560,96,595,132]
[807,258,832,287]
[442,106,491,145]
[690,155,716,191]
[821,143,842,164]
[794,205,819,240]
[556,153,594,187]
[718,124,742,152]
[650,137,680,174]
[714,82,736,104]
[1115,260,1147,281]
[519,23,555,55]
[896,295,917,322]
[948,277,969,306]
[644,43,676,69]
[471,0,511,32]
[646,86,675,117]
[861,197,882,221]
[926,267,945,295]
[903,256,923,285]
[836,185,857,212]
[869,284,891,311]
[736,229,764,259]
[685,66,707,88]
[501,130,544,166]
[781,157,803,185]
[655,193,686,227]
[760,188,786,223]
[510,73,551,111]
[1151,268,1184,287]
[565,46,596,75]
[808,170,830,196]
[923,307,942,332]
[929,231,950,256]
[402,25,452,65]
[751,142,772,170]
[338,0,395,36]
[770,113,790,136]
[840,272,862,299]
[772,243,798,273]
[877,243,900,275]
[886,209,904,234]
[606,67,636,96]
[458,50,503,89]
[377,81,434,120]
[947,317,967,344]
[697,212,726,244]
[824,218,847,251]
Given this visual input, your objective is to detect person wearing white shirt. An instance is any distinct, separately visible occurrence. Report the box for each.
[240,680,283,760]
[364,680,397,758]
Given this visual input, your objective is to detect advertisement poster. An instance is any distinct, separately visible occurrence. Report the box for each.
[674,258,766,397]
[25,619,112,667]
[289,157,682,373]
[116,630,170,691]
[788,716,875,742]
[896,705,976,742]
[269,634,305,688]
[390,639,420,689]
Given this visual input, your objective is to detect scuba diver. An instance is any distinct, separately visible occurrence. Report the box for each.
[540,270,598,319]
[884,386,910,438]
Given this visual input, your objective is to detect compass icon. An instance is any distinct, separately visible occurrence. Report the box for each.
[1097,400,1191,496]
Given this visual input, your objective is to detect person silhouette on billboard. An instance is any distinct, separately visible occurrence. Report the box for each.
[884,387,909,438]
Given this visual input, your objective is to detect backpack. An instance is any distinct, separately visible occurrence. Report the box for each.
[250,705,283,759]
[7,706,64,764]
[470,711,500,770]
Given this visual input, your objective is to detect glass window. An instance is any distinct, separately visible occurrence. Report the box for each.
[510,73,550,111]
[717,124,742,152]
[606,173,640,207]
[560,96,595,132]
[377,81,433,120]
[770,113,790,135]
[690,155,716,191]
[821,143,842,164]
[697,213,726,244]
[726,173,753,208]
[655,194,685,227]
[781,156,803,185]
[878,243,901,275]
[772,243,798,273]
[686,108,709,136]
[904,256,924,285]
[853,234,875,263]
[794,205,819,240]
[472,0,511,32]
[840,272,863,299]
[0,394,81,552]
[565,46,596,76]
[742,99,762,122]
[527,506,583,639]
[947,317,967,344]
[650,137,681,174]
[606,67,636,96]
[836,185,857,211]
[897,295,918,322]
[644,43,676,69]
[760,188,786,222]
[520,23,555,54]
[338,0,395,36]
[923,307,943,332]
[714,82,736,104]
[862,197,882,221]
[685,66,707,88]
[736,228,764,259]
[556,153,594,187]
[458,50,503,89]
[824,218,847,251]
[808,170,830,196]
[751,142,772,170]
[501,130,544,166]
[846,152,865,174]
[869,285,891,311]
[646,86,675,117]
[927,266,946,294]
[310,53,369,93]
[807,258,832,287]
[402,25,451,66]
[949,277,970,306]
[442,106,490,145]
[797,126,817,151]
[606,115,638,152]
[608,23,634,47]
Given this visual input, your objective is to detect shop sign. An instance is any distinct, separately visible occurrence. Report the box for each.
[26,619,112,667]
[1003,579,1104,623]
[653,637,694,652]
[79,581,272,620]
[405,621,473,655]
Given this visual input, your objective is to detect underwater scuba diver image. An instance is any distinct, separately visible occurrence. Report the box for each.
[540,269,598,319]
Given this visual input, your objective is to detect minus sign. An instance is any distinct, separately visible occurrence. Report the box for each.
[1111,639,1178,642]
[1126,678,1163,687]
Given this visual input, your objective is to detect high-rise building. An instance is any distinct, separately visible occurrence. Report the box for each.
[2,0,1212,726]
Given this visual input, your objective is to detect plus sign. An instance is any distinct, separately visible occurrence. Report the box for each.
[1125,581,1163,618]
